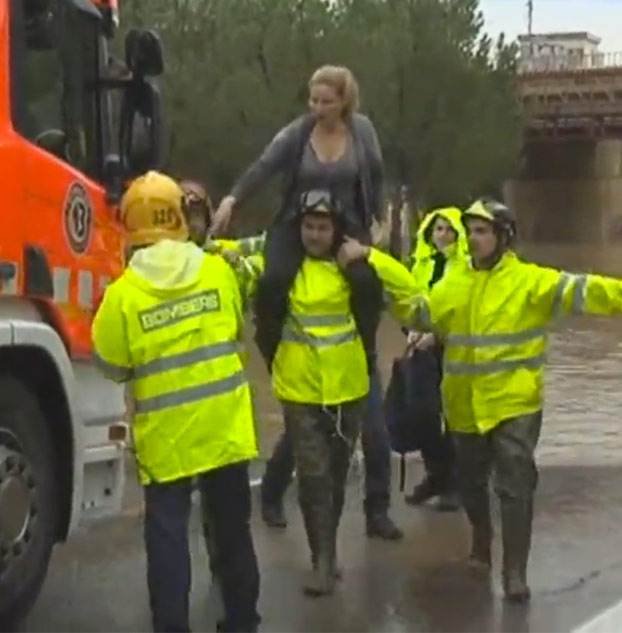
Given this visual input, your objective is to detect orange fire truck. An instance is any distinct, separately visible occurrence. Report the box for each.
[0,0,164,623]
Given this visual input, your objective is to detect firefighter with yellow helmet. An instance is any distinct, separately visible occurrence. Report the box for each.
[92,171,260,633]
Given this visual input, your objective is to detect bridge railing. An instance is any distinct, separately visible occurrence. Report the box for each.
[519,51,622,75]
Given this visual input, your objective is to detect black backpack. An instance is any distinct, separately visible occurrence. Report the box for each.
[384,349,442,490]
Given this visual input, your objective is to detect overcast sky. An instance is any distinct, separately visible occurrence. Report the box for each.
[479,0,622,50]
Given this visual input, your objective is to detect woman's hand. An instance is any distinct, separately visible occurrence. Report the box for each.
[337,236,370,269]
[210,195,236,236]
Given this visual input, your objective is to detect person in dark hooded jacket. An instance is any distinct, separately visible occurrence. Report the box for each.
[404,207,469,511]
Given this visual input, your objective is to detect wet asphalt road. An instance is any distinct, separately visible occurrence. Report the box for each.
[21,460,622,633]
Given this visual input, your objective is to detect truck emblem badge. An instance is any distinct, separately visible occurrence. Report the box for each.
[63,182,93,255]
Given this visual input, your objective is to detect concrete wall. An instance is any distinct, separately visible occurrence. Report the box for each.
[505,139,622,244]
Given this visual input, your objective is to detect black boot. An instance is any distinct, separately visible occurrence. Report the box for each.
[435,489,460,512]
[366,512,404,540]
[405,476,440,506]
[259,432,295,529]
[501,497,533,603]
[261,499,287,528]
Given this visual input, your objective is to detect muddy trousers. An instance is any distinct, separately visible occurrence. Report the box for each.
[453,412,542,587]
[263,371,391,516]
[143,462,260,633]
[282,400,364,576]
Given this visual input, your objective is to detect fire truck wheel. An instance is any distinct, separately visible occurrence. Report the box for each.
[0,375,58,629]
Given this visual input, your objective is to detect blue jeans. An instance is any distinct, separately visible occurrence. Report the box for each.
[144,462,260,632]
[261,371,392,515]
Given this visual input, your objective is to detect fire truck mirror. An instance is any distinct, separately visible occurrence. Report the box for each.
[103,155,124,205]
[125,29,164,79]
[119,81,163,178]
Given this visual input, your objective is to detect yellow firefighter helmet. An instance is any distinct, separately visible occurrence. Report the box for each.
[121,171,188,247]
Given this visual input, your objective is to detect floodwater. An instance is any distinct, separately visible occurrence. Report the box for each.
[521,243,622,467]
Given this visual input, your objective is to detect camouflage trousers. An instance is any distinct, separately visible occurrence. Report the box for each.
[281,399,365,569]
[453,411,543,585]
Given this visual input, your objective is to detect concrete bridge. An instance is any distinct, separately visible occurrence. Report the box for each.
[507,51,622,243]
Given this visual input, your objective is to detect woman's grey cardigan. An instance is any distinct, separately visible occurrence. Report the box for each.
[230,113,384,228]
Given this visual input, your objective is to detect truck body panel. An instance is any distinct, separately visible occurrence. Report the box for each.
[0,0,162,621]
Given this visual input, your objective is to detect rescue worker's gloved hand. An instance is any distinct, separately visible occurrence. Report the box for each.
[220,248,241,266]
[337,236,370,269]
[406,331,436,356]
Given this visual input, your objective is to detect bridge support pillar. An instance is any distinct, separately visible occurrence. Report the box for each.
[505,139,622,243]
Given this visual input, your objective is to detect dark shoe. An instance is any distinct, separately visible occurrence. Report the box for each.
[404,478,439,506]
[366,513,404,540]
[435,490,460,512]
[261,501,287,528]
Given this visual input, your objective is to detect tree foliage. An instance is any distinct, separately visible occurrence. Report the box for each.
[120,0,522,231]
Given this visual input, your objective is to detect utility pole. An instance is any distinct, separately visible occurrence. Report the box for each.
[527,0,534,61]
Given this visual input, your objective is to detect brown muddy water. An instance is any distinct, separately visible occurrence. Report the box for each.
[250,243,622,468]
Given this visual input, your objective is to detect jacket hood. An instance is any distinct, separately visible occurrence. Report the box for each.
[413,207,468,262]
[126,240,206,294]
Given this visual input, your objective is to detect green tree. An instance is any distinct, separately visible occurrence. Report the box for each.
[120,0,523,232]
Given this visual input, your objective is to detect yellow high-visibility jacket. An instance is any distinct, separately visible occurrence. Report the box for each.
[92,239,257,484]
[418,251,622,434]
[410,207,469,291]
[205,233,266,257]
[245,248,421,405]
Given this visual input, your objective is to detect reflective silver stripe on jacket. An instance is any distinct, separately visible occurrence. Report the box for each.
[281,327,358,347]
[133,341,241,379]
[552,273,571,318]
[93,353,133,382]
[553,273,587,317]
[446,326,546,347]
[444,353,546,376]
[572,274,587,314]
[289,312,351,328]
[415,299,432,330]
[135,369,248,414]
[239,235,266,256]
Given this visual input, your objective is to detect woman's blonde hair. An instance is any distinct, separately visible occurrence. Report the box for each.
[309,65,360,118]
